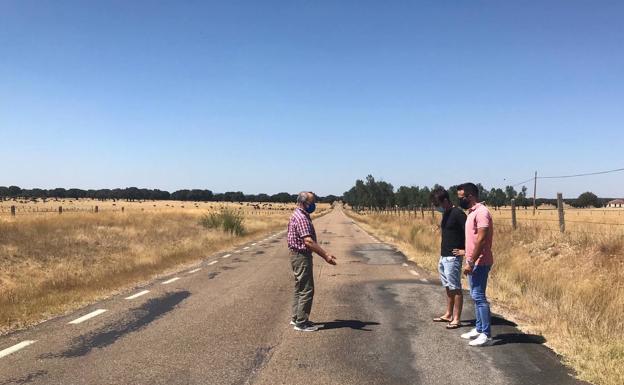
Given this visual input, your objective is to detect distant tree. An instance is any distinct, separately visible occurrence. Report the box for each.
[66,188,86,199]
[8,185,22,198]
[486,188,506,208]
[0,186,8,200]
[575,191,601,208]
[270,192,293,203]
[50,188,67,198]
[505,185,517,204]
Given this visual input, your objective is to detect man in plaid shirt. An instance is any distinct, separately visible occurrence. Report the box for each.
[287,191,337,332]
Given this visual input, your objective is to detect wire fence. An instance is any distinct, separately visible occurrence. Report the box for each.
[0,200,302,218]
[353,204,624,236]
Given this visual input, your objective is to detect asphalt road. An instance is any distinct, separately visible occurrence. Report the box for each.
[0,207,588,385]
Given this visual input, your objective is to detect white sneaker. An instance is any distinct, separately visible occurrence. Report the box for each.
[468,333,493,347]
[290,320,296,326]
[461,328,480,340]
[293,322,319,332]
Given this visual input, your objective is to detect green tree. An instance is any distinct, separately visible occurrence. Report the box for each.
[575,191,601,208]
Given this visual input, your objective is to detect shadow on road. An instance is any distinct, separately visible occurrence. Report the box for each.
[493,333,547,345]
[318,319,380,331]
[464,315,518,327]
[463,316,546,345]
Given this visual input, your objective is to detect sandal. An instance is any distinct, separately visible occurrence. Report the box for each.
[446,322,462,329]
[433,317,452,323]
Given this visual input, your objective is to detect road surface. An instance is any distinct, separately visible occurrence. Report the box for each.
[0,207,587,385]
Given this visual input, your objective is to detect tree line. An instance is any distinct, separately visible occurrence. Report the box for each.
[343,175,612,210]
[0,186,339,204]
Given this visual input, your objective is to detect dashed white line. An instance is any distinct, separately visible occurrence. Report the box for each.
[69,309,108,324]
[251,243,257,246]
[162,277,180,285]
[125,290,150,300]
[208,260,219,266]
[222,254,231,259]
[188,268,202,273]
[0,340,36,358]
[234,250,241,253]
[409,270,420,276]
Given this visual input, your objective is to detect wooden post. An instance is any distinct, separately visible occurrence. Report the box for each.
[532,171,538,215]
[421,206,424,219]
[58,206,63,214]
[95,205,99,213]
[10,205,15,216]
[511,198,517,230]
[557,193,565,233]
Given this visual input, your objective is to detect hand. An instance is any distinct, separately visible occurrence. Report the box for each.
[463,264,473,275]
[452,249,465,256]
[325,254,337,265]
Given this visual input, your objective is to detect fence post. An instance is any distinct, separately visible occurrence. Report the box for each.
[122,206,125,213]
[511,198,517,230]
[11,205,16,216]
[557,193,565,233]
[95,205,99,213]
[58,206,63,214]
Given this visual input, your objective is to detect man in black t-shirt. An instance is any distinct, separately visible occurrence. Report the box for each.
[430,187,467,329]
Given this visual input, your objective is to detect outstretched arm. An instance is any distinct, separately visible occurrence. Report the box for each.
[304,236,337,265]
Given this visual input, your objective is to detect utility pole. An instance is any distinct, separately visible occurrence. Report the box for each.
[532,171,537,215]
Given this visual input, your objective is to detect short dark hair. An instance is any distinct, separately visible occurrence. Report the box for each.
[430,187,449,206]
[457,182,479,198]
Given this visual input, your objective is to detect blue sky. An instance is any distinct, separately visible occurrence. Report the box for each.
[1,1,623,198]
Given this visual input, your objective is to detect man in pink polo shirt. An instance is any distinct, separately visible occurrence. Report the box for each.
[453,182,494,347]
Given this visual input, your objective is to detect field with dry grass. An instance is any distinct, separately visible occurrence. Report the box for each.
[346,207,624,385]
[0,200,329,335]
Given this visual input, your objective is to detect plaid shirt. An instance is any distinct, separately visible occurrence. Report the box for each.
[287,207,316,253]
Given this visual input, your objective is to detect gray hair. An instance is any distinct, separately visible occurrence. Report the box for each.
[297,191,313,205]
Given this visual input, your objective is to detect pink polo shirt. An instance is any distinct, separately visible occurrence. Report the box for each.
[465,202,494,266]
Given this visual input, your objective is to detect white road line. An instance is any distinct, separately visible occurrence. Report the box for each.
[162,277,180,285]
[69,309,108,324]
[125,290,150,300]
[0,340,36,358]
[409,270,420,276]
[188,268,202,273]
[222,254,231,259]
[234,250,241,253]
[243,246,250,250]
[208,260,219,266]
[419,278,429,283]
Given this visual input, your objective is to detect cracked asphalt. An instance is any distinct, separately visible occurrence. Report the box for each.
[0,207,588,385]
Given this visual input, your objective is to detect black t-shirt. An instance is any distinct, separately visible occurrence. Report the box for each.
[440,206,467,256]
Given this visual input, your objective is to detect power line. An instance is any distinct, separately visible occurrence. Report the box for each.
[539,167,624,179]
[511,177,535,188]
[509,167,624,187]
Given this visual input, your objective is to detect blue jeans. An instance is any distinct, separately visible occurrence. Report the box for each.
[468,265,491,337]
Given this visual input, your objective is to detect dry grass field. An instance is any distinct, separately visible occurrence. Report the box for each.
[346,207,624,385]
[0,200,329,335]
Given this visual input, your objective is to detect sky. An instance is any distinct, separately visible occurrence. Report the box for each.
[1,1,623,198]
